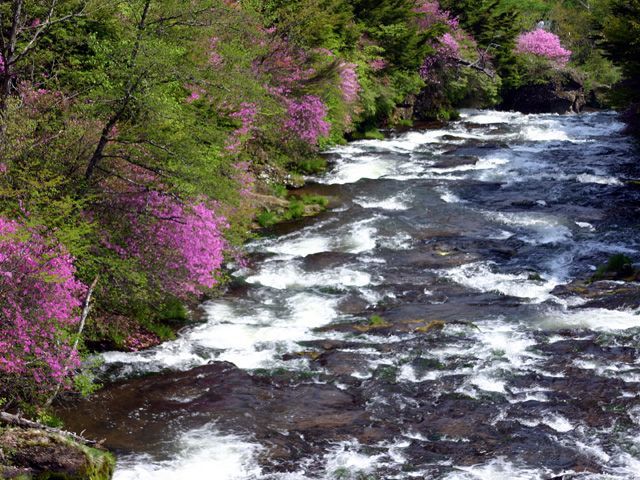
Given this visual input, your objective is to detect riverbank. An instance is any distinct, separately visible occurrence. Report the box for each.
[0,413,114,479]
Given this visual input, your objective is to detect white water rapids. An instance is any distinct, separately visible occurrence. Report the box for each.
[94,110,640,479]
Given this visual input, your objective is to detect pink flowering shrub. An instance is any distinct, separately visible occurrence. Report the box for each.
[284,95,330,145]
[208,36,224,67]
[339,62,360,104]
[369,58,388,72]
[0,217,86,402]
[415,0,459,30]
[123,331,160,352]
[253,33,316,96]
[105,192,228,298]
[415,1,466,85]
[226,102,258,152]
[233,161,255,197]
[186,84,206,103]
[515,29,571,66]
[420,32,461,83]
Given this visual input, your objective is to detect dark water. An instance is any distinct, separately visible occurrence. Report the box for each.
[60,110,640,479]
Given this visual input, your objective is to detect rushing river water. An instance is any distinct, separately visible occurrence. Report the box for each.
[60,110,640,479]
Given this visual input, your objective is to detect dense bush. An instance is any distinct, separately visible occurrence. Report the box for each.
[0,218,86,406]
[515,29,571,66]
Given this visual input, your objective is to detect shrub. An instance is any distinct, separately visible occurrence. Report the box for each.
[515,29,572,67]
[0,218,86,405]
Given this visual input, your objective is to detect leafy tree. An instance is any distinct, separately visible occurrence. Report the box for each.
[599,0,640,113]
[439,0,521,86]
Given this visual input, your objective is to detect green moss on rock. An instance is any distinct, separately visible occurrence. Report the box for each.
[0,428,114,480]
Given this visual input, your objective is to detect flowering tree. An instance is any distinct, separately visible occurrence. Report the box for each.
[283,95,331,146]
[226,102,258,152]
[515,29,572,66]
[420,32,462,84]
[102,192,228,299]
[339,62,360,104]
[0,218,86,404]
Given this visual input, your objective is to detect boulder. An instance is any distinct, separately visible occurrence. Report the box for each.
[0,427,114,480]
[501,70,586,114]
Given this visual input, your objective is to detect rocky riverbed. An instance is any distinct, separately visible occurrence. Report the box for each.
[59,110,640,479]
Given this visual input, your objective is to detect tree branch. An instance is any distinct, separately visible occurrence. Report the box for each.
[44,275,99,409]
[0,411,101,446]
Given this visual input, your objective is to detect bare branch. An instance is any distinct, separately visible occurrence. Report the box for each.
[43,275,99,409]
[0,411,102,446]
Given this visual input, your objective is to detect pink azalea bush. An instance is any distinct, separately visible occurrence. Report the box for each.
[515,29,571,66]
[226,102,258,152]
[208,36,224,67]
[106,192,228,298]
[369,58,387,72]
[339,62,360,104]
[0,217,86,401]
[420,32,462,83]
[284,95,330,145]
[415,1,466,84]
[415,0,459,30]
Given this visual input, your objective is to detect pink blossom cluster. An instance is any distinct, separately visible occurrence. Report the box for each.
[314,48,334,57]
[369,58,388,72]
[253,33,315,96]
[284,95,331,145]
[108,192,228,297]
[186,84,206,103]
[123,331,159,352]
[414,0,459,30]
[233,161,255,197]
[515,29,572,66]
[208,37,224,67]
[0,217,86,397]
[226,102,258,152]
[339,62,360,104]
[19,85,62,107]
[420,32,461,83]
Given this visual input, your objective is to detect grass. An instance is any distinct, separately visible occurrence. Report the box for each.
[591,254,635,281]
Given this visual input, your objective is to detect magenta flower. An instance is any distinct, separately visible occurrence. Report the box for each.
[0,217,86,399]
[339,62,360,104]
[283,95,330,146]
[516,29,572,66]
[104,192,228,297]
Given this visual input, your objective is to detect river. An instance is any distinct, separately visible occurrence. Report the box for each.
[60,110,640,479]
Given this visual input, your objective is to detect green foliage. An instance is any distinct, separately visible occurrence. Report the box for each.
[36,411,65,429]
[591,254,636,281]
[284,198,307,220]
[440,0,521,84]
[272,184,289,198]
[294,157,329,175]
[257,210,280,228]
[368,314,387,326]
[301,194,330,208]
[158,299,190,324]
[598,0,640,112]
[256,193,328,228]
[247,0,357,51]
[144,322,176,342]
[352,128,385,140]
